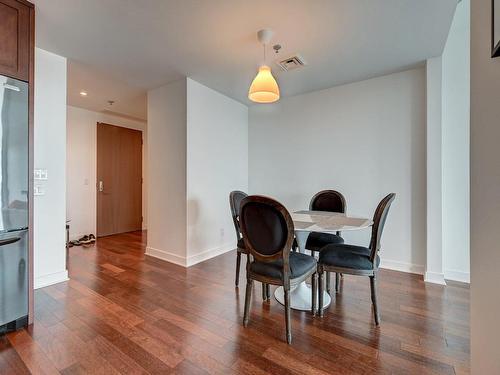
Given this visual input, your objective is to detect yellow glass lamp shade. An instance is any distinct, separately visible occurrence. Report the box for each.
[248,65,280,103]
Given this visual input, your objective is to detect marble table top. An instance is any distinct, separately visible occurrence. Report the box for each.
[291,210,373,233]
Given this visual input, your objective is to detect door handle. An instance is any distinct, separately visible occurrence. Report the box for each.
[99,181,104,192]
[0,237,21,247]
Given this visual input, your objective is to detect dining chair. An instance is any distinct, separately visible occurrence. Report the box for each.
[229,191,270,300]
[239,195,317,344]
[317,193,396,325]
[306,190,347,293]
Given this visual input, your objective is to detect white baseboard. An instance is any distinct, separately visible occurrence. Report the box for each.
[35,270,69,289]
[145,246,187,267]
[146,244,235,268]
[424,271,447,285]
[186,243,234,267]
[445,269,470,283]
[379,259,424,275]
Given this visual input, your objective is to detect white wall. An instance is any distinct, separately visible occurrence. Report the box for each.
[34,48,68,288]
[249,68,427,273]
[186,78,248,265]
[66,106,147,240]
[425,56,445,284]
[470,0,500,372]
[146,79,187,264]
[441,0,470,283]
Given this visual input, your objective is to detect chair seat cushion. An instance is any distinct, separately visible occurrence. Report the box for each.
[305,232,344,252]
[319,244,379,270]
[250,252,317,280]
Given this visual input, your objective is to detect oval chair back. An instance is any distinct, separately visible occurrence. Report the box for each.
[229,190,247,241]
[309,190,347,213]
[310,190,346,238]
[369,193,396,264]
[240,195,313,344]
[239,195,295,270]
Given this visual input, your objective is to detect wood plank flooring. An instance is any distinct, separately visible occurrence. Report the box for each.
[0,231,470,374]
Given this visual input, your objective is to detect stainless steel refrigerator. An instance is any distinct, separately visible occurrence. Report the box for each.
[0,74,29,332]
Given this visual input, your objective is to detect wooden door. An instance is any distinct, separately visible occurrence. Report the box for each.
[0,0,31,81]
[97,123,142,237]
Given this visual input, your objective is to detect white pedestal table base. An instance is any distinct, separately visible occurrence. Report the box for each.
[274,282,331,311]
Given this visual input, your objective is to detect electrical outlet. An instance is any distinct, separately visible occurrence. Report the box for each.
[34,185,45,196]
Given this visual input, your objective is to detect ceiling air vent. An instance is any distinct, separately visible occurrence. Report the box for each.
[275,54,307,71]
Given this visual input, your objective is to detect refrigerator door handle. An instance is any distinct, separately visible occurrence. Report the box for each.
[2,83,20,92]
[0,237,21,247]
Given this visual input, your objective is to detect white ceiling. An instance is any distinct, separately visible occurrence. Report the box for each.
[67,61,147,121]
[34,0,457,118]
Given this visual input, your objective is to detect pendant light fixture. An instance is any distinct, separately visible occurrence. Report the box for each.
[248,29,280,103]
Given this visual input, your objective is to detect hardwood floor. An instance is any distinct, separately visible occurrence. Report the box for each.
[1,231,470,374]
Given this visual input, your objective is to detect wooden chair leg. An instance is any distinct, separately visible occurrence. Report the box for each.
[284,288,292,344]
[318,269,324,318]
[235,252,241,286]
[370,275,380,326]
[266,284,271,301]
[262,283,268,300]
[311,273,317,315]
[326,271,331,293]
[243,279,253,327]
[335,272,340,293]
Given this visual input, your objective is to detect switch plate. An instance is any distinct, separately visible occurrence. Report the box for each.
[34,169,48,180]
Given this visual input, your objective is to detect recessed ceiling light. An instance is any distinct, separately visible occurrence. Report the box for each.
[80,91,88,97]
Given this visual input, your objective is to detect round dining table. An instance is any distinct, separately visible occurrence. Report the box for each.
[274,210,373,311]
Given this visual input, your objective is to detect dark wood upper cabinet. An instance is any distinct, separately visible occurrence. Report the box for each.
[0,0,33,81]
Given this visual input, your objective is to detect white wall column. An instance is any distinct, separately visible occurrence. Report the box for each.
[441,0,470,283]
[146,78,248,267]
[146,79,188,266]
[425,57,446,285]
[34,48,69,288]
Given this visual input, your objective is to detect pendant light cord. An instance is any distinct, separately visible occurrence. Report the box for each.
[263,43,266,65]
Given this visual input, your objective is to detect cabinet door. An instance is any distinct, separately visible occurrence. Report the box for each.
[0,0,30,81]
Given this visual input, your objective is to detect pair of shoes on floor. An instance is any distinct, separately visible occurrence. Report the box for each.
[79,234,96,244]
[69,234,96,246]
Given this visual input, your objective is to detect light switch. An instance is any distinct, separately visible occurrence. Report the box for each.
[34,169,48,180]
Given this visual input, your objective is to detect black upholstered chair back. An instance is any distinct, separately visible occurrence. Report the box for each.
[229,190,248,241]
[369,193,396,262]
[239,195,295,263]
[309,190,347,213]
